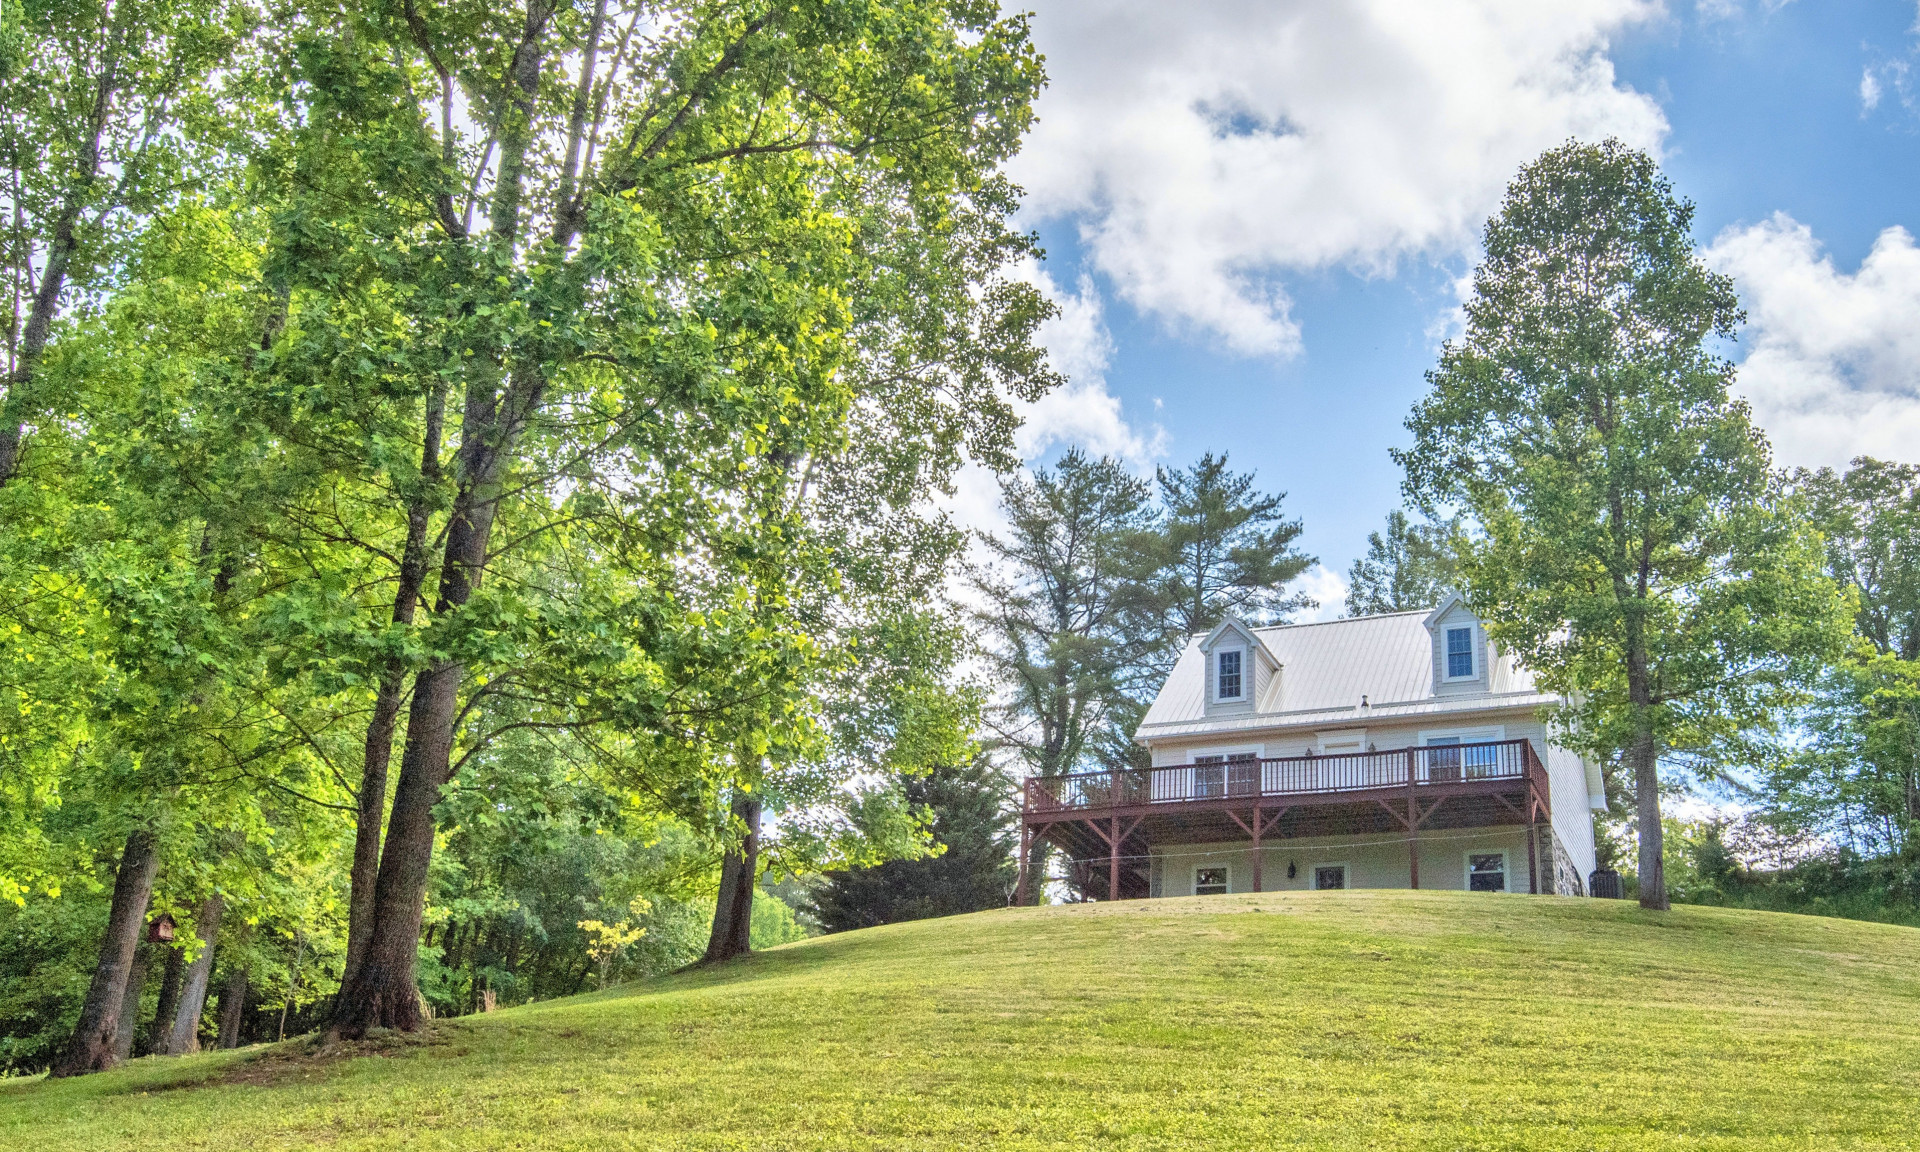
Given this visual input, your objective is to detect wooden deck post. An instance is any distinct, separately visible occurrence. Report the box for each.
[1109,813,1121,901]
[1526,803,1539,896]
[1250,804,1263,892]
[1407,748,1419,890]
[1016,818,1031,906]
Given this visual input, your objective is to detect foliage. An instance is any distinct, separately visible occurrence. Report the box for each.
[6,893,1920,1147]
[1344,509,1459,616]
[807,757,1016,932]
[1753,459,1920,866]
[1801,459,1920,661]
[1142,451,1314,636]
[1663,816,1920,927]
[1398,138,1854,908]
[969,450,1163,780]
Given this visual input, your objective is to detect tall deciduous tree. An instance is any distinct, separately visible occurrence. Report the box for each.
[1767,459,1920,861]
[247,0,1046,1023]
[971,450,1159,783]
[0,0,248,486]
[1145,452,1313,637]
[1399,140,1851,911]
[1344,510,1458,616]
[1803,459,1920,661]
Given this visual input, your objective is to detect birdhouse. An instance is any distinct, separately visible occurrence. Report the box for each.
[146,913,175,944]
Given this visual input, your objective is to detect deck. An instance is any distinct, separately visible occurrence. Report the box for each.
[1019,739,1552,901]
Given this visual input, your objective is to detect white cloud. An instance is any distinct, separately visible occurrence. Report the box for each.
[1706,213,1920,469]
[940,263,1165,537]
[1293,563,1352,622]
[1011,0,1669,357]
[1012,269,1163,465]
[1861,66,1884,111]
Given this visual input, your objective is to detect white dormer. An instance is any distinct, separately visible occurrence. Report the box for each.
[1423,591,1490,696]
[1199,616,1279,714]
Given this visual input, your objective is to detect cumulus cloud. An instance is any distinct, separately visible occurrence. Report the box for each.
[1011,0,1669,357]
[1706,213,1920,468]
[1861,66,1885,112]
[1293,563,1353,623]
[941,263,1165,536]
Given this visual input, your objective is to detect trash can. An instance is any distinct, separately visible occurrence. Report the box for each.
[1588,868,1622,899]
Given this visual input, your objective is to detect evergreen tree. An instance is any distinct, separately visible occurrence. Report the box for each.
[807,759,1015,932]
[1145,452,1315,637]
[970,450,1162,782]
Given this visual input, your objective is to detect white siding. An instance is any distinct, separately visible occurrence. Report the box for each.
[1152,829,1537,895]
[1546,742,1598,880]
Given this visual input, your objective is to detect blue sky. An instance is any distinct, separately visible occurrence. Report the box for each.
[997,1,1920,615]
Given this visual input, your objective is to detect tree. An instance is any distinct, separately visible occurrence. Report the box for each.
[971,451,1159,783]
[1764,460,1920,863]
[1145,452,1314,637]
[1802,459,1920,661]
[1398,139,1852,911]
[0,0,249,486]
[1344,510,1458,615]
[970,451,1159,900]
[235,0,1050,1023]
[806,758,1015,932]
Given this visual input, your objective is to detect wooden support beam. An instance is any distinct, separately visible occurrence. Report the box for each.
[1406,751,1419,890]
[1252,805,1263,892]
[1017,819,1031,906]
[1109,814,1121,902]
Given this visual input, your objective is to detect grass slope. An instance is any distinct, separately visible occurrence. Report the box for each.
[4,891,1919,1151]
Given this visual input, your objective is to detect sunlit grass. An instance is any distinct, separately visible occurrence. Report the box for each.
[4,890,1917,1150]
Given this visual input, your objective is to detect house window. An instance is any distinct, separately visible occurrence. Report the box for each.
[1313,864,1346,890]
[1423,728,1504,781]
[1446,626,1474,679]
[1194,866,1228,896]
[1467,852,1507,892]
[1216,649,1243,700]
[1193,752,1257,798]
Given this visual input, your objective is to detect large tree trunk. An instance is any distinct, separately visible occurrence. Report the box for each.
[216,965,249,1049]
[1631,723,1667,910]
[51,829,159,1077]
[144,943,184,1055]
[331,369,513,1036]
[157,895,223,1054]
[111,944,150,1061]
[704,790,762,963]
[331,661,462,1036]
[342,385,443,988]
[343,670,405,989]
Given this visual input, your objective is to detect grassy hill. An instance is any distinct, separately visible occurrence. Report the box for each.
[4,890,1919,1150]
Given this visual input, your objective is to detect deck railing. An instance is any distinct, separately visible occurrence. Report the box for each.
[1024,739,1543,813]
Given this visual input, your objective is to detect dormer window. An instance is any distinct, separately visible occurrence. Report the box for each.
[1445,626,1474,679]
[1216,649,1243,700]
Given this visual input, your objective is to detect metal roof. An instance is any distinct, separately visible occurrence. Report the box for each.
[1136,609,1549,741]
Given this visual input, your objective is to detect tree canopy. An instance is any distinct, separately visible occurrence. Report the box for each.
[1399,139,1852,910]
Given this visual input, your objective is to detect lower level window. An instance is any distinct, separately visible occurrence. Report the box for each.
[1467,852,1507,892]
[1314,865,1346,890]
[1194,866,1228,896]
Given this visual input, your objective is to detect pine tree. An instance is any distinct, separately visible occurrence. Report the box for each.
[807,760,1016,931]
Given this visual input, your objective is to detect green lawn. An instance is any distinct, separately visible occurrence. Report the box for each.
[4,890,1919,1150]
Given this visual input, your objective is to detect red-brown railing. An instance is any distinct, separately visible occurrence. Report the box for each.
[1024,739,1544,813]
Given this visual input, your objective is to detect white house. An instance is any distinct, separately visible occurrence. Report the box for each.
[1017,594,1605,901]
